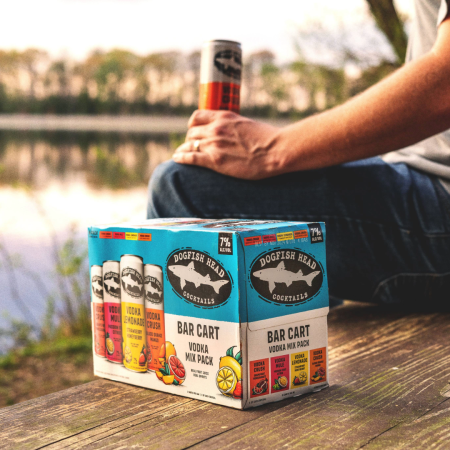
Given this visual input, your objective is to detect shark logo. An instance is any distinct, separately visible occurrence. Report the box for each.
[144,275,163,304]
[253,262,320,293]
[250,249,323,305]
[121,268,143,298]
[104,271,120,299]
[91,275,103,299]
[169,262,229,293]
[167,250,232,308]
[214,50,241,80]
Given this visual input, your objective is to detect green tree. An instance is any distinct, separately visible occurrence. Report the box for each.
[260,62,287,115]
[141,51,181,105]
[45,60,70,97]
[94,49,139,101]
[0,50,22,94]
[19,48,48,98]
[365,0,408,64]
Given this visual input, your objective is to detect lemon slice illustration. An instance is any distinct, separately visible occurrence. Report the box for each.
[124,346,132,364]
[299,371,307,383]
[106,338,114,355]
[216,366,237,395]
[278,376,288,388]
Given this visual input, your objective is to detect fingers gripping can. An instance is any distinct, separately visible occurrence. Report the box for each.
[144,264,165,372]
[91,265,106,358]
[103,260,122,363]
[120,255,147,372]
[199,40,241,113]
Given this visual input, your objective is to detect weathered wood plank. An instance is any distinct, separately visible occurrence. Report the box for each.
[363,397,450,449]
[1,303,449,450]
[188,310,450,449]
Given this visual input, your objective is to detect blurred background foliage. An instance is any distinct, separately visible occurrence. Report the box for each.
[0,0,407,118]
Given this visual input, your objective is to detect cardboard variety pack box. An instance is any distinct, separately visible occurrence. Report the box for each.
[88,218,329,409]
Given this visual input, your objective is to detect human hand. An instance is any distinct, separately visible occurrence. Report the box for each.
[173,110,284,180]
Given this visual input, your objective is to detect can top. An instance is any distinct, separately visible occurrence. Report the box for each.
[91,265,102,268]
[203,39,241,47]
[120,254,144,261]
[103,260,119,264]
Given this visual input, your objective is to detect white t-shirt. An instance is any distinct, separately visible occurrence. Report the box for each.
[382,0,450,192]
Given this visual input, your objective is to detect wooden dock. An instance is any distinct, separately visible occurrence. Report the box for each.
[1,301,450,449]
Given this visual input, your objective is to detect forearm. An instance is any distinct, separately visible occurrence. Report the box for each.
[174,20,450,180]
[276,45,450,173]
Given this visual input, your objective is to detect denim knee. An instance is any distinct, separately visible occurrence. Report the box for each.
[147,160,201,218]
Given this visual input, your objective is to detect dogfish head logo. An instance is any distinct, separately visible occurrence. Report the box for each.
[144,276,163,304]
[91,275,103,299]
[250,249,323,305]
[103,271,120,298]
[214,50,241,80]
[167,250,232,308]
[121,268,143,298]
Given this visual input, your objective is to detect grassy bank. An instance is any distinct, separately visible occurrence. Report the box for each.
[0,335,95,407]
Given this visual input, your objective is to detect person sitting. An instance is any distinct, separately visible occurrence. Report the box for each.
[148,1,450,309]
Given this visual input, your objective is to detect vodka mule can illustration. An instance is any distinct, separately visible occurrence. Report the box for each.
[91,265,106,358]
[199,40,241,113]
[120,254,147,372]
[103,260,122,363]
[144,264,165,371]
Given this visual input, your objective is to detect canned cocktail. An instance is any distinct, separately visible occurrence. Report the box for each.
[144,264,165,371]
[199,40,241,113]
[91,265,106,358]
[103,260,122,363]
[120,254,147,372]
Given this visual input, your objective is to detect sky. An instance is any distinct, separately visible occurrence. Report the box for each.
[1,0,413,63]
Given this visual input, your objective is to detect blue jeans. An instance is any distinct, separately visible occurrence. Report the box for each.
[147,157,450,309]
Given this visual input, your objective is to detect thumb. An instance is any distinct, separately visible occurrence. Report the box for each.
[188,109,222,128]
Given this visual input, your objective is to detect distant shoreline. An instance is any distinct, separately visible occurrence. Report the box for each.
[0,114,292,133]
[0,115,190,133]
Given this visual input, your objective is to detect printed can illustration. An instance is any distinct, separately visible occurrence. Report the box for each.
[216,346,243,399]
[144,264,165,371]
[199,40,241,113]
[103,260,122,363]
[120,254,147,372]
[91,265,106,358]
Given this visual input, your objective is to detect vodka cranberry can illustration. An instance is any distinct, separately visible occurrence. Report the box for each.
[166,249,232,308]
[249,249,324,305]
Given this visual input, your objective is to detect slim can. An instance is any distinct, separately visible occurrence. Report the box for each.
[91,265,106,358]
[199,39,241,113]
[120,254,147,372]
[103,260,122,363]
[144,264,165,371]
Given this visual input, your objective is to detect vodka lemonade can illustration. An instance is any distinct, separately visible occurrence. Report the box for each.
[120,254,147,372]
[103,260,122,363]
[199,40,241,112]
[144,264,165,371]
[91,265,106,358]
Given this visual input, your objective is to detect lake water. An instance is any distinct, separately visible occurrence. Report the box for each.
[0,129,179,350]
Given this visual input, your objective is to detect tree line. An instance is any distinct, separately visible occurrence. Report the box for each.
[0,1,406,118]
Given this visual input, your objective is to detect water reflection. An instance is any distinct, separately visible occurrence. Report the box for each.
[0,130,179,348]
[0,130,179,189]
